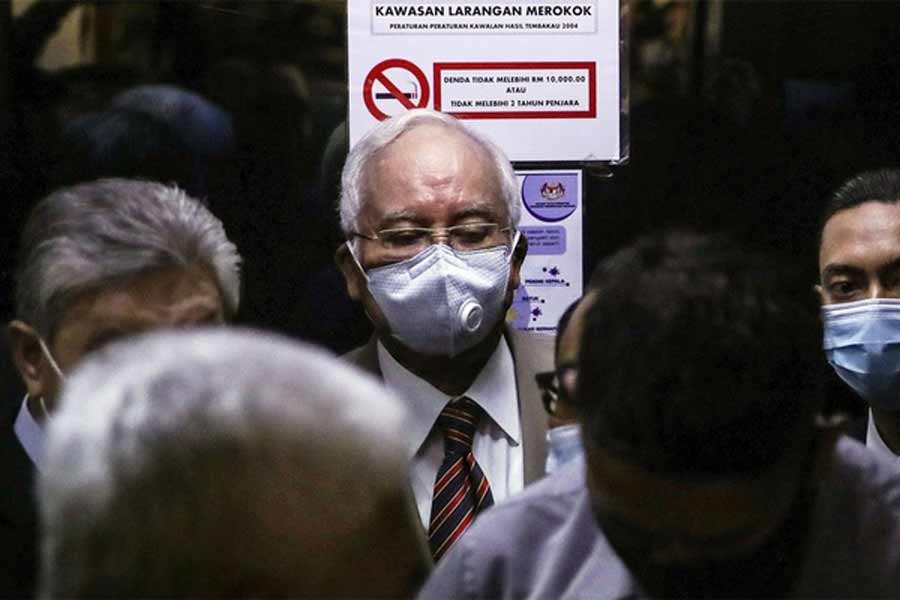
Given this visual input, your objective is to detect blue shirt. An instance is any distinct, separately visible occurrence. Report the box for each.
[419,438,900,599]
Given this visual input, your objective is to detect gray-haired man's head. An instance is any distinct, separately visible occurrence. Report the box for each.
[8,178,241,414]
[334,109,526,364]
[39,328,430,598]
[337,108,520,238]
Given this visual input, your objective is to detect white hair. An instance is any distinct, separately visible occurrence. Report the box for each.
[38,329,415,598]
[14,178,241,338]
[338,108,520,236]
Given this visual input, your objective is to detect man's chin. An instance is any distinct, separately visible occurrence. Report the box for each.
[378,321,506,362]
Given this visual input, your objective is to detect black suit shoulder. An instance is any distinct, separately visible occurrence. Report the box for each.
[847,414,867,444]
[0,401,38,598]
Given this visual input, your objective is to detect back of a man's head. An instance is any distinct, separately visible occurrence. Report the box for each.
[578,231,825,479]
[38,329,429,598]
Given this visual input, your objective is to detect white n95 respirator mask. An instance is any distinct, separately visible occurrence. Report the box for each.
[350,232,519,357]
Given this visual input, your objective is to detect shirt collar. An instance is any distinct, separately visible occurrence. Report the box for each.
[377,337,521,459]
[14,395,46,469]
[866,408,900,463]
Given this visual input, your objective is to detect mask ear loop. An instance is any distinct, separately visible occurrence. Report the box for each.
[37,336,66,382]
[346,239,370,283]
[37,396,52,421]
[508,230,522,263]
[346,240,387,328]
[34,336,66,421]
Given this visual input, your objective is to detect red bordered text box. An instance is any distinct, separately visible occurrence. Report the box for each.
[434,61,596,120]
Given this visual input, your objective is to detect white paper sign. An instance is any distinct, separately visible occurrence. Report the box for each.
[507,169,583,335]
[349,0,622,162]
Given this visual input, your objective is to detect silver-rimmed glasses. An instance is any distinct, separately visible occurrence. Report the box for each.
[352,222,512,262]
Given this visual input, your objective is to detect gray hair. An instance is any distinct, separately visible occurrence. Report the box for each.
[339,108,520,236]
[14,178,241,338]
[39,328,416,598]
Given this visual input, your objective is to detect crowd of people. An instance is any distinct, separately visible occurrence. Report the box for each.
[1,105,900,598]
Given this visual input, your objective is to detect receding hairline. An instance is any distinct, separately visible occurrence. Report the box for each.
[50,262,225,335]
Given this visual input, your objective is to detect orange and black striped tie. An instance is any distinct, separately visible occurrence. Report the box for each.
[428,397,494,561]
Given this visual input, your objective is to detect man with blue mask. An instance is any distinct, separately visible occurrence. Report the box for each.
[336,109,553,561]
[1,179,241,597]
[819,168,900,462]
[536,295,596,474]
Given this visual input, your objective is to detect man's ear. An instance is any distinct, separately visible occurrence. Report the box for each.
[335,243,365,301]
[508,231,528,291]
[8,320,49,398]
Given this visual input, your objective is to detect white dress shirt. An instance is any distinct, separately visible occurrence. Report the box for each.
[13,395,45,469]
[377,338,524,526]
[866,409,900,464]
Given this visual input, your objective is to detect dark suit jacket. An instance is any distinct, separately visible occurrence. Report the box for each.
[847,414,867,444]
[0,399,38,598]
[343,327,554,485]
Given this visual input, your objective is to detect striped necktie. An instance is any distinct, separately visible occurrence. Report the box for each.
[428,397,495,561]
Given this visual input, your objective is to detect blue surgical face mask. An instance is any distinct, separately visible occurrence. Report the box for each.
[545,423,584,474]
[822,298,900,411]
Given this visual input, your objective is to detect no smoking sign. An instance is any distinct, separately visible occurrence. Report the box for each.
[363,59,430,121]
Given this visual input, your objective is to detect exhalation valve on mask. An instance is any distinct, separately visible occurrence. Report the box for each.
[459,300,484,333]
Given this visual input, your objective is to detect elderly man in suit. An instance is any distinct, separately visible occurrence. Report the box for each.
[335,109,553,561]
[1,178,241,597]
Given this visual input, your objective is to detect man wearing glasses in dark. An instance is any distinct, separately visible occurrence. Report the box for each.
[336,109,554,562]
[535,295,591,473]
[421,231,900,598]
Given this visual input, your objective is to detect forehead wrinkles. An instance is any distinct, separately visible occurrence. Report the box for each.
[82,268,220,320]
[361,127,505,218]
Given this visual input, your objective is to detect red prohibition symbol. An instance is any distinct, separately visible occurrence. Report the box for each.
[363,58,431,120]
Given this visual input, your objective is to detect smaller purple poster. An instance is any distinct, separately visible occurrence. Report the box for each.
[507,170,583,336]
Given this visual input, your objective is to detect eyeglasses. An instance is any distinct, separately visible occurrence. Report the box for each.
[534,363,578,417]
[352,223,512,261]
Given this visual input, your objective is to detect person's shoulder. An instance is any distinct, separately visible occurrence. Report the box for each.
[455,462,586,552]
[832,435,900,499]
[798,436,900,596]
[498,459,584,508]
[0,421,39,598]
[419,464,632,599]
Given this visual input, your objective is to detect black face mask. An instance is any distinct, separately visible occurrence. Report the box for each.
[595,477,817,599]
